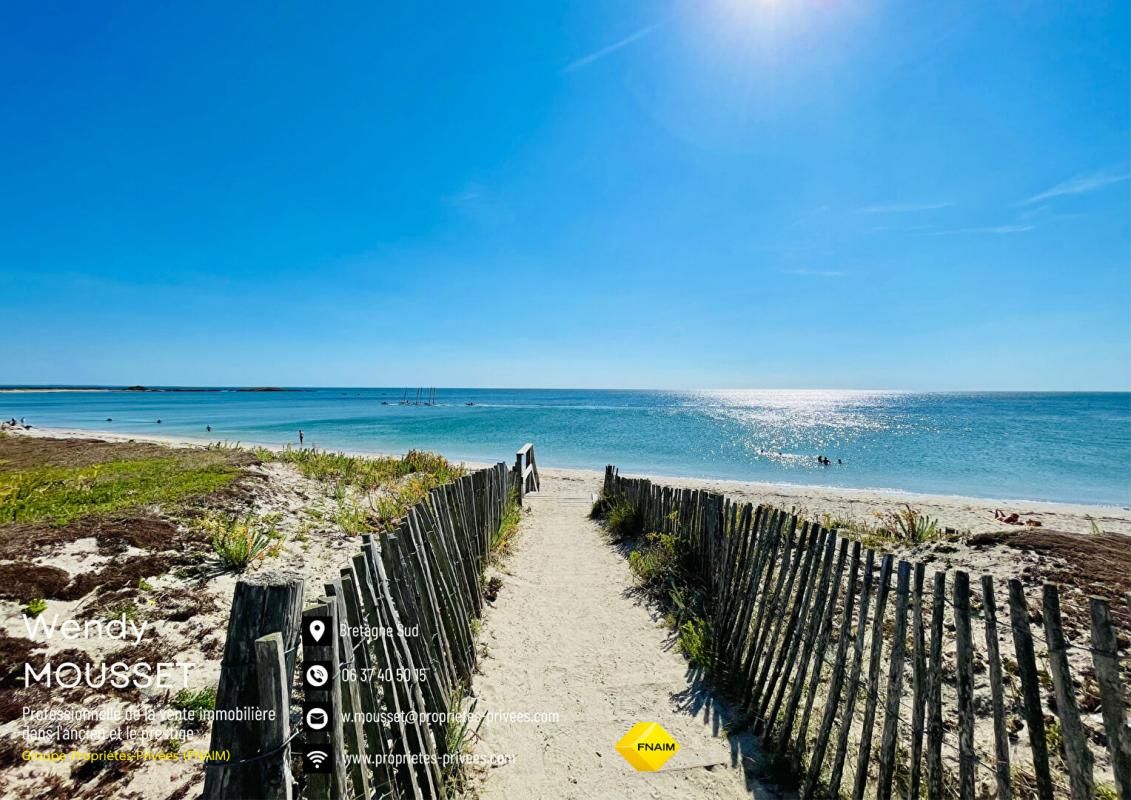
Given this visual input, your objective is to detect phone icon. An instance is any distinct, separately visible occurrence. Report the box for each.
[305,663,329,688]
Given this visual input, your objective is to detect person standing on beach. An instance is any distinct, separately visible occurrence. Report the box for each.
[299,430,304,446]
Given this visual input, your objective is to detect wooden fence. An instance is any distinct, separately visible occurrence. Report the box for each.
[603,466,1131,800]
[203,457,517,800]
[513,443,540,505]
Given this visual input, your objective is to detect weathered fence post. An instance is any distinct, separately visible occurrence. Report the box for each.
[792,535,850,776]
[254,632,292,800]
[981,575,1011,800]
[876,560,912,800]
[925,571,945,800]
[953,570,976,800]
[326,580,372,800]
[353,551,425,800]
[1089,597,1131,800]
[204,572,304,800]
[1007,579,1055,800]
[1042,583,1095,800]
[828,548,876,798]
[803,539,862,797]
[340,565,399,800]
[852,553,894,800]
[908,562,928,800]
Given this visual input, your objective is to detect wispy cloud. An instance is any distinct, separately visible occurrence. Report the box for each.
[1019,166,1131,205]
[779,268,845,277]
[562,23,660,73]
[856,202,952,214]
[928,224,1033,236]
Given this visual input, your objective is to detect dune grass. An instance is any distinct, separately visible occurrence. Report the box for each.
[820,503,943,548]
[270,446,466,533]
[197,510,283,570]
[491,489,522,555]
[0,456,241,526]
[172,686,217,714]
[272,445,464,489]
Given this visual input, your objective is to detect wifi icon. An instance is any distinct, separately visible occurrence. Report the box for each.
[304,748,331,774]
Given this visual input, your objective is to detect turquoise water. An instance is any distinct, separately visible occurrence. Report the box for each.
[2,389,1129,505]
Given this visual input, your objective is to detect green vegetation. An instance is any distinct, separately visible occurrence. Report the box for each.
[162,737,183,754]
[172,686,217,715]
[677,617,711,667]
[198,511,283,570]
[335,500,370,535]
[589,492,612,519]
[1096,784,1119,800]
[627,531,680,587]
[266,446,465,532]
[608,508,714,671]
[1044,718,1063,754]
[369,474,437,529]
[106,600,143,624]
[24,597,47,617]
[821,504,943,548]
[491,489,522,555]
[605,499,643,541]
[880,504,940,543]
[272,446,463,489]
[0,456,240,526]
[443,683,483,787]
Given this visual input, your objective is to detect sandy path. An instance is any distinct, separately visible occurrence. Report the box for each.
[469,472,777,800]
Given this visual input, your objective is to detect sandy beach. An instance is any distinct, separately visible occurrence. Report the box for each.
[13,424,1131,537]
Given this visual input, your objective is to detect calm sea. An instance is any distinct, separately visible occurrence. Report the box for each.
[2,389,1128,506]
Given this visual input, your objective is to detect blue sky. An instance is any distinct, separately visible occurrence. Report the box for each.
[1,1,1128,390]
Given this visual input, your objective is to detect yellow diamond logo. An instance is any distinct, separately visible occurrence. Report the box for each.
[615,722,680,771]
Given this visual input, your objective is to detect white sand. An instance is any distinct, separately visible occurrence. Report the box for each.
[471,475,774,799]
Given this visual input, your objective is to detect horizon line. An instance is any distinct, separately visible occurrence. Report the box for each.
[2,384,1129,394]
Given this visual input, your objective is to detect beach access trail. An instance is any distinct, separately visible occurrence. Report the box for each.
[470,472,777,800]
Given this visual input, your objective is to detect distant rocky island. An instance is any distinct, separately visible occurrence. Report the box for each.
[0,386,300,393]
[124,386,293,392]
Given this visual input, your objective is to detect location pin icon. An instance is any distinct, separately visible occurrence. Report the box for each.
[310,620,325,642]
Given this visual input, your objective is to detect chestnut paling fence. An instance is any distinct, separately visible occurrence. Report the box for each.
[202,447,538,800]
[603,466,1131,800]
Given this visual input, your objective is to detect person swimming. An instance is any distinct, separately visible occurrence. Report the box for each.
[206,425,212,432]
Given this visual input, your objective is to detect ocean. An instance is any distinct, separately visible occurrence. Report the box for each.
[2,388,1128,506]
